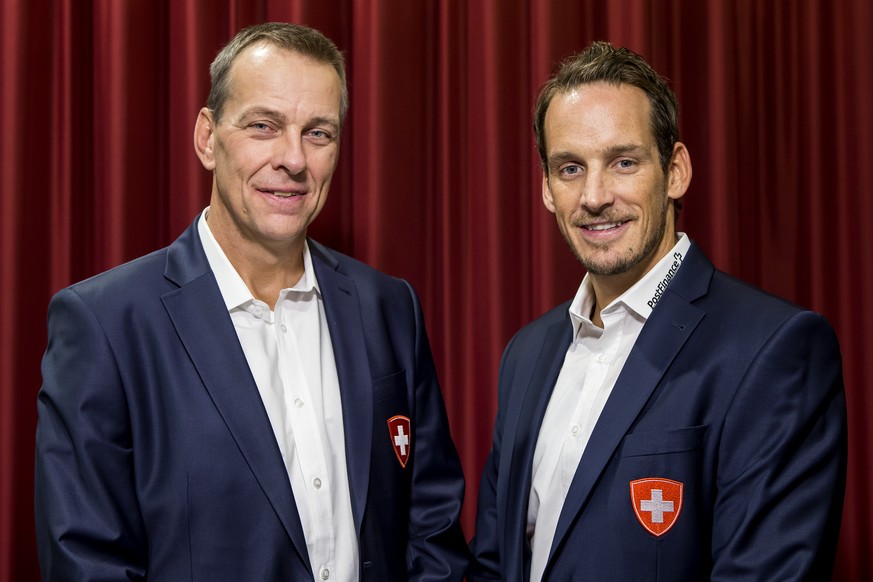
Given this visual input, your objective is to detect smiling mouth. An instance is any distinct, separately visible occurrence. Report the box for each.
[582,220,627,231]
[260,189,306,198]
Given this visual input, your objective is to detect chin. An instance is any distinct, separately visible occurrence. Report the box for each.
[578,251,639,276]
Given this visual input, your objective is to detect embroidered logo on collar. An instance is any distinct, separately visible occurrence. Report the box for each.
[646,251,684,309]
[630,478,683,536]
[387,415,411,468]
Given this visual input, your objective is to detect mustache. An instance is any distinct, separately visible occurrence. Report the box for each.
[570,211,635,227]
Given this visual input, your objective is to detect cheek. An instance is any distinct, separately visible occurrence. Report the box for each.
[544,183,574,211]
[220,140,271,171]
[554,196,580,221]
[312,149,339,179]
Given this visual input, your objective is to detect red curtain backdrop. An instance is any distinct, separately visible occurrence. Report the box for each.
[2,1,871,580]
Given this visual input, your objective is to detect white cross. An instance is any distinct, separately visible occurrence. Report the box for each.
[640,489,674,523]
[394,425,409,456]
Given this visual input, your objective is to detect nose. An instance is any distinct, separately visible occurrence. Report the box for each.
[580,167,614,213]
[273,133,306,176]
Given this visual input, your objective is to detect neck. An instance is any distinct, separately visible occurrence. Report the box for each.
[588,274,636,329]
[587,232,681,327]
[236,257,305,308]
[207,216,306,309]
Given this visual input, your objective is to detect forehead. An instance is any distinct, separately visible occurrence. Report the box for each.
[225,43,341,118]
[544,83,654,150]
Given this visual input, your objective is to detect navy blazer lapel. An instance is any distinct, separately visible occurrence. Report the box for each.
[160,219,310,565]
[547,244,712,569]
[309,240,373,534]
[501,313,572,580]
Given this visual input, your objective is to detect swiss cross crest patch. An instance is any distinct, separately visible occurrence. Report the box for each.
[630,478,683,537]
[387,415,412,468]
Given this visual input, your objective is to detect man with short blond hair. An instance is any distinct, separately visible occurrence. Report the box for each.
[36,23,468,581]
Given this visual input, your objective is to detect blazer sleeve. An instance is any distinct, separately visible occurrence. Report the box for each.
[35,288,148,581]
[402,280,470,580]
[712,310,847,580]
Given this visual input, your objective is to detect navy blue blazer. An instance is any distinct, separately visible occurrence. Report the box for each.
[35,216,468,581]
[470,242,846,581]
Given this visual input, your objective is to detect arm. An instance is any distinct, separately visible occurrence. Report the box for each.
[35,288,147,581]
[403,281,470,581]
[712,311,847,580]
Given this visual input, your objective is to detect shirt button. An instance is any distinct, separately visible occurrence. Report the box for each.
[312,477,322,489]
[570,425,580,436]
[595,353,606,363]
[320,568,330,580]
[294,398,304,408]
[279,323,287,333]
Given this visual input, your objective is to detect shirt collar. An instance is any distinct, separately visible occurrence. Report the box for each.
[568,233,690,337]
[197,208,320,312]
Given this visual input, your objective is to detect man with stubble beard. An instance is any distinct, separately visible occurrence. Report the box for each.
[469,41,846,582]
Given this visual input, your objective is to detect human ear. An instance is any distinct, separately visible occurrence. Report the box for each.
[542,172,557,213]
[193,108,216,171]
[667,142,692,201]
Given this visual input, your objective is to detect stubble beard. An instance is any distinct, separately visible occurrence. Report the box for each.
[567,184,670,276]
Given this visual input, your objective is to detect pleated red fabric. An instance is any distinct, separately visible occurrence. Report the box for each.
[2,1,871,579]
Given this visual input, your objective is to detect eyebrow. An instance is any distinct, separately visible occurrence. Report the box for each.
[237,107,287,125]
[306,116,341,134]
[604,143,648,158]
[546,151,580,168]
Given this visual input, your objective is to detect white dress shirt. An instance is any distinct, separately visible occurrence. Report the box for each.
[198,210,359,582]
[527,234,691,582]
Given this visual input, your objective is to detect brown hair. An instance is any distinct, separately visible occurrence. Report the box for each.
[533,41,679,173]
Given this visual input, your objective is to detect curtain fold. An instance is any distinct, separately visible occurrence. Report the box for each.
[3,1,871,580]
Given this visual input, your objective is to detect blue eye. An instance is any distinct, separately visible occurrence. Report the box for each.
[306,129,334,144]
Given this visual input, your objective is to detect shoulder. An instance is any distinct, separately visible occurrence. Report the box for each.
[500,301,572,364]
[58,247,171,307]
[672,255,840,361]
[706,269,820,328]
[676,242,830,333]
[309,239,411,297]
[713,271,839,349]
[513,301,571,341]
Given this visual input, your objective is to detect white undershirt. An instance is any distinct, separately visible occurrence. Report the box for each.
[527,234,690,582]
[198,210,359,582]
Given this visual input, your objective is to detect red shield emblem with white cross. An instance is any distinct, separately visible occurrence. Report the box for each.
[387,415,412,468]
[630,478,683,537]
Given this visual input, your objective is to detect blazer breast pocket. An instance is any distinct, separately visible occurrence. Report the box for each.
[371,369,412,457]
[606,425,711,580]
[372,369,408,404]
[371,370,414,488]
[615,426,708,497]
[620,425,708,458]
[613,425,708,526]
